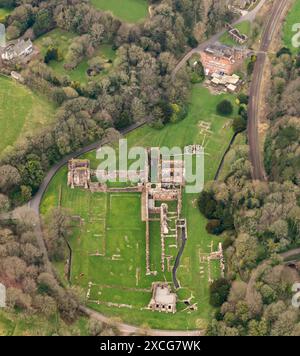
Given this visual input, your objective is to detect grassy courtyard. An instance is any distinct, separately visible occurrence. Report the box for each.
[0,76,55,156]
[219,21,251,47]
[282,0,300,54]
[91,0,148,23]
[35,29,116,84]
[41,85,236,330]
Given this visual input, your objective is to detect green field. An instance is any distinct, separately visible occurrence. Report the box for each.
[35,29,116,84]
[91,0,148,23]
[218,132,246,181]
[220,21,251,47]
[0,76,55,156]
[282,0,300,53]
[41,85,236,330]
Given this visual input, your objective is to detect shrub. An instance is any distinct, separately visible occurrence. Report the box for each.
[233,116,247,133]
[44,46,59,64]
[237,93,249,105]
[206,219,222,234]
[247,60,255,76]
[276,47,291,57]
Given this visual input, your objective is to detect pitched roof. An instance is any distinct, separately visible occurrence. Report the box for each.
[14,39,32,55]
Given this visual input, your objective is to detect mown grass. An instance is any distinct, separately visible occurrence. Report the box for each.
[41,85,236,330]
[0,76,55,156]
[34,29,116,84]
[219,21,251,47]
[282,0,300,54]
[91,0,148,23]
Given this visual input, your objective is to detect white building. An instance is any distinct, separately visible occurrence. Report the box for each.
[1,39,33,61]
[210,72,241,92]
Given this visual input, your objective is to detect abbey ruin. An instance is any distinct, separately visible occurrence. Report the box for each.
[66,145,222,313]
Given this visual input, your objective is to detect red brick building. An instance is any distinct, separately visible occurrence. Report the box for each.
[200,45,245,76]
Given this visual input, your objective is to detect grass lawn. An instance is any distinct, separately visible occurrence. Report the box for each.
[0,8,11,22]
[0,309,89,336]
[41,85,236,330]
[282,0,300,54]
[35,29,76,58]
[0,76,55,156]
[218,132,246,181]
[91,0,148,23]
[35,29,116,84]
[219,21,251,47]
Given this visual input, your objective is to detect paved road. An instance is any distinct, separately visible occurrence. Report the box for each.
[80,306,202,336]
[29,121,147,213]
[247,0,289,180]
[172,0,267,78]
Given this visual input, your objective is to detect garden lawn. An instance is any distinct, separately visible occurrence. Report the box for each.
[219,21,251,47]
[282,0,300,54]
[91,0,148,23]
[41,85,236,330]
[35,29,116,84]
[0,76,55,156]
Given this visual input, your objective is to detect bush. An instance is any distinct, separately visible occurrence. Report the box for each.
[276,47,291,58]
[44,46,59,64]
[191,63,204,83]
[247,60,255,76]
[216,100,233,116]
[238,104,248,119]
[170,103,187,123]
[233,116,247,133]
[190,72,203,84]
[295,54,300,68]
[237,93,249,105]
[206,219,222,234]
